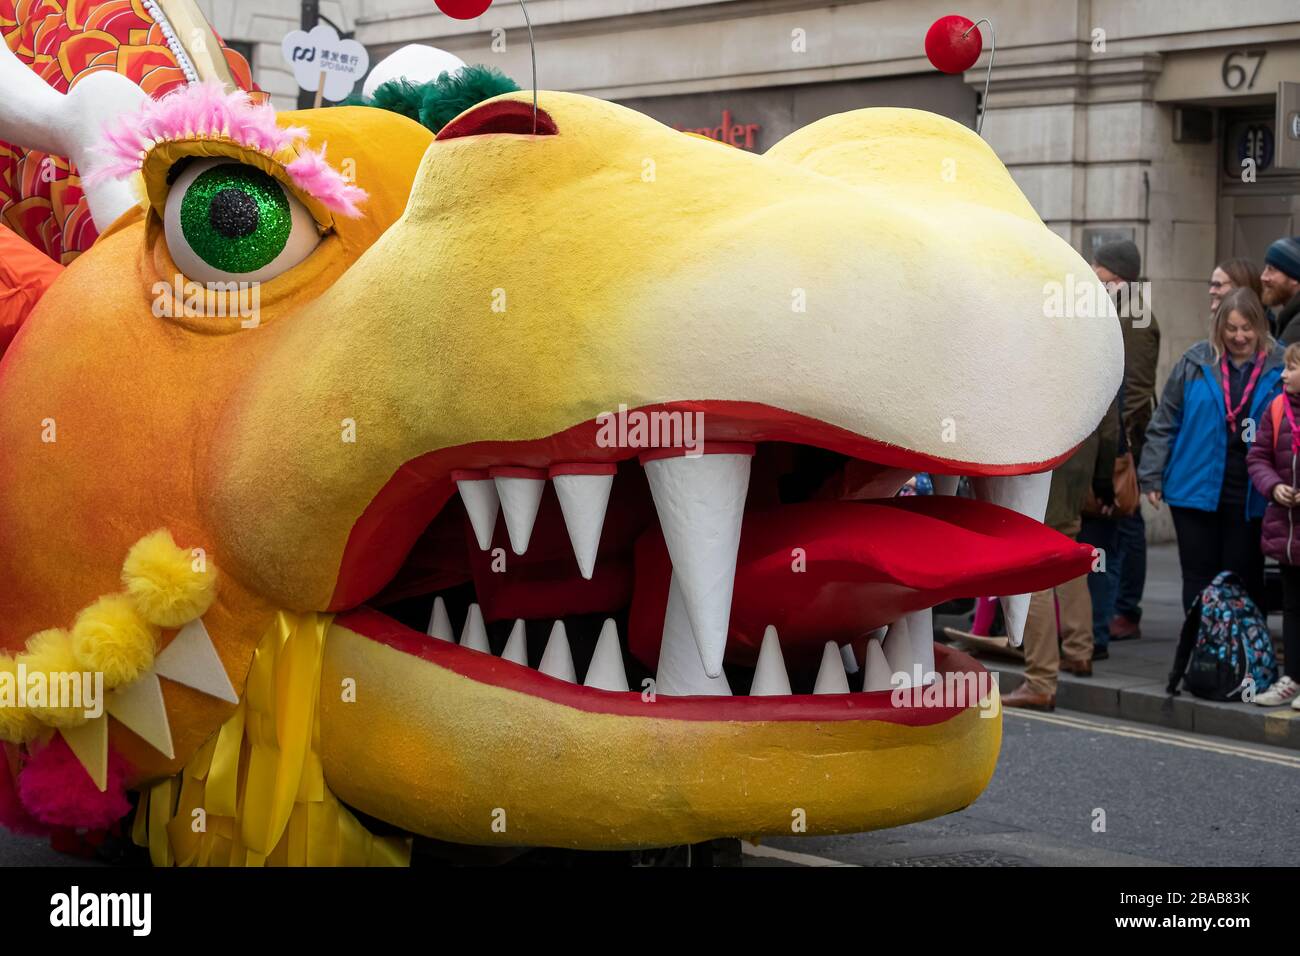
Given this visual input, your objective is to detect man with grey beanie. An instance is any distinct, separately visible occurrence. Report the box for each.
[1263,236,1300,345]
[1094,240,1160,460]
[1089,239,1159,647]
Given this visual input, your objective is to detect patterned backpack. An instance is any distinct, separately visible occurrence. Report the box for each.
[1177,571,1278,701]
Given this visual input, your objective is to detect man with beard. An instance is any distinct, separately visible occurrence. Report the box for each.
[1265,236,1300,346]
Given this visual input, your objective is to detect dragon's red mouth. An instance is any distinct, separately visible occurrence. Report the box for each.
[329,402,1092,708]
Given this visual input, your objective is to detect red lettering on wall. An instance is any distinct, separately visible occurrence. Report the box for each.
[674,109,762,151]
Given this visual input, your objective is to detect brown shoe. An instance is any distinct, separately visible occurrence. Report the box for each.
[1002,683,1055,711]
[1108,614,1141,641]
[1060,657,1093,677]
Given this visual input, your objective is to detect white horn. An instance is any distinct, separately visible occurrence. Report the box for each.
[0,40,148,231]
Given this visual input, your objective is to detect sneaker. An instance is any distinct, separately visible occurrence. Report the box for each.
[1255,675,1300,706]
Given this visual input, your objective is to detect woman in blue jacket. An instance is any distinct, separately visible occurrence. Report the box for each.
[1139,288,1282,611]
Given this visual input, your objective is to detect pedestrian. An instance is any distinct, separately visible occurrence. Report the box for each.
[1087,240,1158,647]
[1003,398,1119,710]
[1209,257,1264,319]
[1140,288,1282,612]
[1245,342,1300,707]
[1264,237,1300,346]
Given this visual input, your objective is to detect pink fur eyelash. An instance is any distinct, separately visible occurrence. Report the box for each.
[87,80,367,218]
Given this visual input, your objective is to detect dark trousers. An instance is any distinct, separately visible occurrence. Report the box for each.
[1111,509,1147,621]
[1169,503,1265,612]
[1279,564,1300,680]
[1077,515,1119,651]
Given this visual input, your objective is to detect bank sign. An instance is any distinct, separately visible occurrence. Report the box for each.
[675,109,760,150]
[282,24,369,102]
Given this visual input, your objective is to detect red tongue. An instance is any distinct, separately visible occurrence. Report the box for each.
[627,495,1095,674]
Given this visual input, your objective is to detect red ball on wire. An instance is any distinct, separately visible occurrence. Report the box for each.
[435,0,493,19]
[925,14,983,74]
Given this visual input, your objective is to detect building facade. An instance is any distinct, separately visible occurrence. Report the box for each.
[206,0,1300,383]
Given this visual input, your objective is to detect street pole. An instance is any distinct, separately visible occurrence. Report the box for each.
[297,0,319,111]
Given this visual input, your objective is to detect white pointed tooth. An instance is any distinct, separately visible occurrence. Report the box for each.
[493,473,546,555]
[905,607,937,684]
[866,625,888,642]
[643,452,751,678]
[426,596,453,642]
[584,618,629,692]
[656,575,732,696]
[538,621,578,683]
[861,639,895,692]
[883,617,913,687]
[501,618,528,665]
[970,471,1051,522]
[459,603,491,653]
[999,592,1031,648]
[970,473,1050,650]
[839,643,859,675]
[932,474,960,496]
[813,641,850,694]
[457,477,500,551]
[552,472,613,579]
[750,625,791,696]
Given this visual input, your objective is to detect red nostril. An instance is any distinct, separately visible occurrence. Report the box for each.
[436,100,558,140]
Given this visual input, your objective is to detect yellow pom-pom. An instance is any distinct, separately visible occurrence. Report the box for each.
[17,629,91,728]
[121,529,218,627]
[0,654,43,743]
[71,595,160,688]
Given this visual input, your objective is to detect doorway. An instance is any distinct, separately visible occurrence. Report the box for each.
[1217,106,1300,263]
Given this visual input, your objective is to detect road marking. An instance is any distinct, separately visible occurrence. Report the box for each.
[1004,709,1300,769]
[741,841,859,867]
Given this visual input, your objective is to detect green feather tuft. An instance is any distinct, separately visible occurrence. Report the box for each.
[349,65,521,134]
[368,79,428,123]
[418,65,521,132]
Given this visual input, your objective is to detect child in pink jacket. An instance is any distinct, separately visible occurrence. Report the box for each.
[1246,342,1300,706]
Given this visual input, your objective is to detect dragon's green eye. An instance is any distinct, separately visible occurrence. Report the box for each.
[179,165,292,273]
[163,159,321,285]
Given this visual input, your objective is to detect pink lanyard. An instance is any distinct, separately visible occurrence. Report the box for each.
[1284,394,1300,456]
[1220,353,1264,433]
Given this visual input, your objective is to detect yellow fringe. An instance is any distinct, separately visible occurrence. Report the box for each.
[132,610,410,866]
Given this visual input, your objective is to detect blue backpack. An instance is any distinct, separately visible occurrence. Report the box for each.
[1175,571,1278,701]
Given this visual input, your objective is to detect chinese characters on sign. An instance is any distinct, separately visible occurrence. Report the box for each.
[282,24,370,103]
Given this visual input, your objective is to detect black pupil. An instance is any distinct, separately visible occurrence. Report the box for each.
[208,188,260,239]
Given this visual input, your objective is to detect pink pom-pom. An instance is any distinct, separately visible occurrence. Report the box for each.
[17,737,131,830]
[0,752,48,837]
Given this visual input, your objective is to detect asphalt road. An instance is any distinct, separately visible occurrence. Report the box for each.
[2,707,1297,867]
[747,707,1300,867]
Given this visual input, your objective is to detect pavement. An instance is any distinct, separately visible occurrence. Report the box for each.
[940,543,1300,751]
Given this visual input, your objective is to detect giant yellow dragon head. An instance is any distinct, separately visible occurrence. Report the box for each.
[0,48,1120,863]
